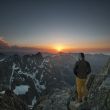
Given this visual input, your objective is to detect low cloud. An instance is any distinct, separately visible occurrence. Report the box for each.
[0,38,40,54]
[0,37,10,49]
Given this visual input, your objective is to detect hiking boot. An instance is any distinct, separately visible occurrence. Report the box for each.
[82,96,87,102]
[76,98,82,103]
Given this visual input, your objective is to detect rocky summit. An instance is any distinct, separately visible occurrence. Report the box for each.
[69,58,110,110]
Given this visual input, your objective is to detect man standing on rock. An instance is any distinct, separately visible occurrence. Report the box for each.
[74,53,91,103]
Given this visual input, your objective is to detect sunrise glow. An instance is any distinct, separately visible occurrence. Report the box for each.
[54,45,64,52]
[0,0,109,54]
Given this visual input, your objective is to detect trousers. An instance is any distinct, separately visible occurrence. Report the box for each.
[76,77,88,100]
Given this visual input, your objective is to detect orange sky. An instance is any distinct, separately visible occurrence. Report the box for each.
[22,45,110,53]
[20,39,110,53]
[0,36,110,53]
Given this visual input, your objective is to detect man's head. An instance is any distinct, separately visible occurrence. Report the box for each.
[79,53,85,60]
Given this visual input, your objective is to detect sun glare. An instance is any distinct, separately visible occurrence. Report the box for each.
[55,45,64,52]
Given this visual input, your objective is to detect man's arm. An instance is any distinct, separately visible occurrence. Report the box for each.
[73,61,79,76]
[87,62,91,74]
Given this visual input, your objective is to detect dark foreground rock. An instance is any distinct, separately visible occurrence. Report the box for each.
[0,89,28,110]
[34,88,70,110]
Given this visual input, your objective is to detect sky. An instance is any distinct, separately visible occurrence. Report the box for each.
[0,0,110,53]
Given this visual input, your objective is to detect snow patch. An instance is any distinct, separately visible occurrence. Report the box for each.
[28,96,37,110]
[0,58,5,62]
[32,96,37,106]
[54,77,56,80]
[10,63,19,89]
[13,85,29,95]
[18,68,45,92]
[0,91,5,94]
[40,84,46,90]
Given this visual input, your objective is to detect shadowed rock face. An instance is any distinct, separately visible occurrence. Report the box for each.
[0,52,45,109]
[87,59,110,110]
[34,88,70,110]
[0,89,28,110]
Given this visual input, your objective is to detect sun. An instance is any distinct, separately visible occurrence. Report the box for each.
[57,47,62,52]
[55,45,64,52]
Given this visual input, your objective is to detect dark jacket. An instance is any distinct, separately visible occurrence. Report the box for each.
[74,59,91,79]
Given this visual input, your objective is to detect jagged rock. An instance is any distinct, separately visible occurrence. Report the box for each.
[86,59,110,110]
[86,74,95,90]
[0,53,109,110]
[34,88,70,110]
[5,89,14,97]
[69,101,90,110]
[0,52,46,109]
[0,90,28,110]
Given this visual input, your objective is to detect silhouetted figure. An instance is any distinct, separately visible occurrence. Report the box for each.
[74,53,91,103]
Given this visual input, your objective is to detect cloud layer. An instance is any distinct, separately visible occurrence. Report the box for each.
[0,37,10,48]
